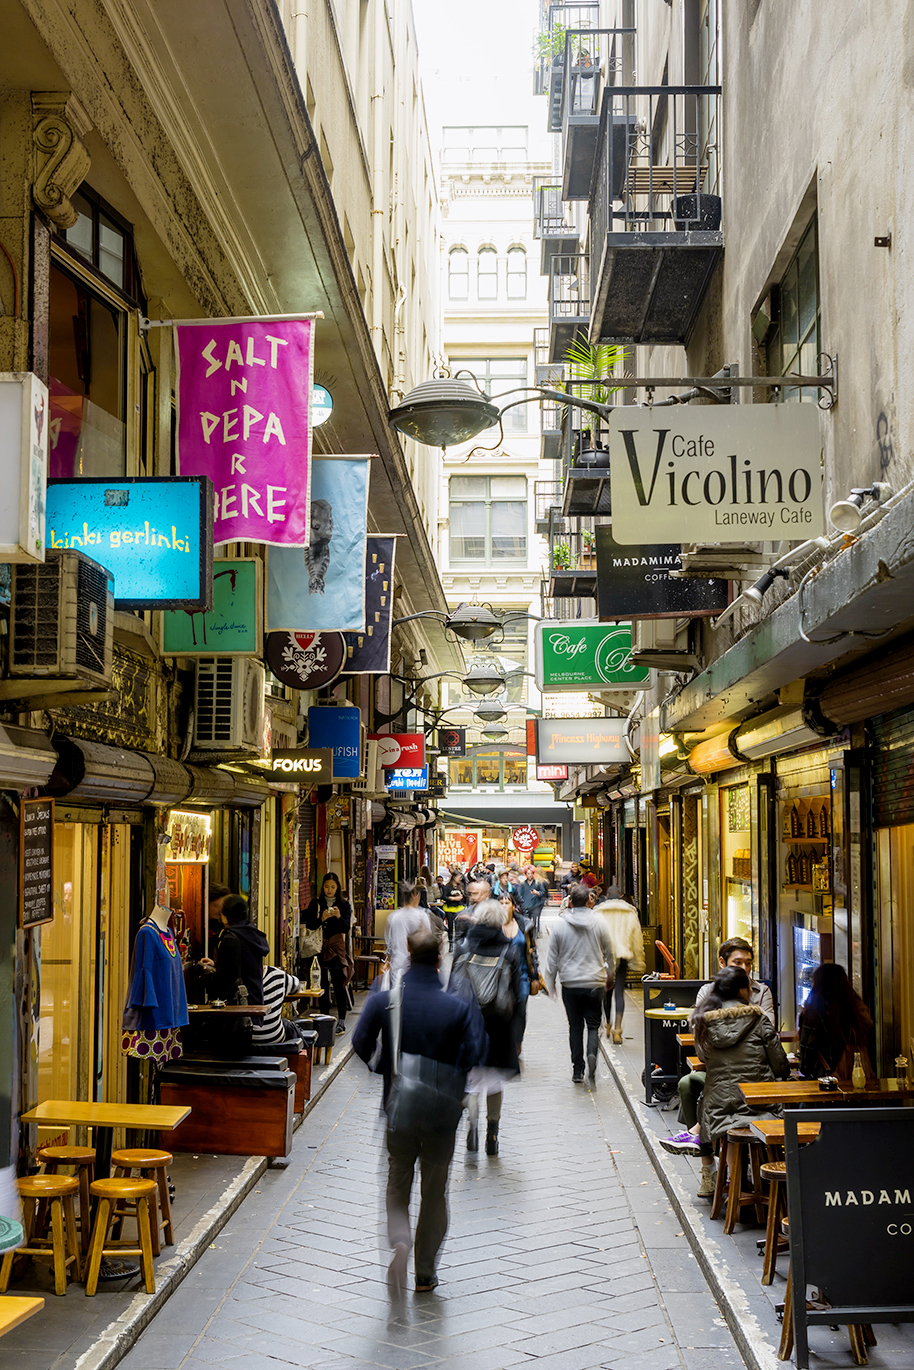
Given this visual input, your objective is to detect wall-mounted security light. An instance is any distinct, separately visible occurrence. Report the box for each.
[828,482,892,533]
[744,565,790,606]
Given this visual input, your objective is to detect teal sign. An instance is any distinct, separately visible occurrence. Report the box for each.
[161,558,262,655]
[534,620,650,691]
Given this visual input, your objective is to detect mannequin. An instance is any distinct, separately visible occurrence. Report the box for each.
[122,841,189,1062]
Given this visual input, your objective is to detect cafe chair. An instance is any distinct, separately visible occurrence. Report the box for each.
[0,1175,81,1296]
[84,1177,157,1296]
[38,1144,96,1258]
[759,1160,788,1285]
[710,1125,768,1232]
[777,1216,876,1365]
[110,1148,175,1255]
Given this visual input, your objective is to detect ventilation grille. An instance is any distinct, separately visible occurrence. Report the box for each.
[75,556,110,675]
[10,559,62,669]
[195,658,237,744]
[9,550,113,685]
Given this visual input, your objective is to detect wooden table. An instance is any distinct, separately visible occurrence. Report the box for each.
[644,1007,693,1021]
[749,1118,821,1149]
[0,1296,44,1337]
[284,990,322,1002]
[187,1004,267,1014]
[20,1100,191,1180]
[738,1077,914,1109]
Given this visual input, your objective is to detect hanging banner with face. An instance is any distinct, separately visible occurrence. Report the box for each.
[174,316,315,547]
[267,457,370,633]
[343,536,396,672]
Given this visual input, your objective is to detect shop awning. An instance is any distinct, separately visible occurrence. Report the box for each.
[0,724,58,790]
[140,753,193,807]
[663,486,914,734]
[47,738,156,804]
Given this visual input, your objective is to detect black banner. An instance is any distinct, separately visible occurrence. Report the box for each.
[596,526,729,619]
[438,727,466,757]
[344,537,396,673]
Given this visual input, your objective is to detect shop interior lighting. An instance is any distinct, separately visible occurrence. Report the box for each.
[828,482,893,533]
[658,734,681,758]
[686,731,744,776]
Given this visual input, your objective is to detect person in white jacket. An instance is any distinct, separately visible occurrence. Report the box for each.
[594,886,645,1043]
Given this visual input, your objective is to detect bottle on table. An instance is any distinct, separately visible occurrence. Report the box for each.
[310,958,322,993]
[852,1051,866,1090]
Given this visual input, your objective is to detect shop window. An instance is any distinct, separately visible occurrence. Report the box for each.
[477,246,498,300]
[455,357,527,433]
[449,473,527,565]
[765,218,821,403]
[721,782,754,946]
[506,246,527,300]
[448,748,529,789]
[448,246,469,300]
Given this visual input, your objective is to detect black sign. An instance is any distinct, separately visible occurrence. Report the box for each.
[427,777,447,798]
[20,798,54,929]
[596,527,729,619]
[269,748,333,779]
[343,537,396,673]
[438,728,466,757]
[785,1108,914,1368]
[265,631,346,689]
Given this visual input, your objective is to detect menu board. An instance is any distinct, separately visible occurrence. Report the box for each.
[375,844,398,912]
[20,797,54,929]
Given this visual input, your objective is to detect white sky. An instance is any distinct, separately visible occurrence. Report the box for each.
[411,0,551,160]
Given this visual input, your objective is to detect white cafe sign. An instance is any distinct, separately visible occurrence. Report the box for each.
[609,404,823,545]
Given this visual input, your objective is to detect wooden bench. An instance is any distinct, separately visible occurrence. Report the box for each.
[0,1296,44,1337]
[623,163,708,197]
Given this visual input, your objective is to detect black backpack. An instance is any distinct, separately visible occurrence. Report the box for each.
[452,943,516,1020]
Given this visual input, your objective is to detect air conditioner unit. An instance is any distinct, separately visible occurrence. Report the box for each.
[194,657,265,752]
[8,549,113,688]
[630,619,700,670]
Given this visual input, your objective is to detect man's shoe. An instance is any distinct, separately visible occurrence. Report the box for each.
[697,1166,716,1199]
[387,1242,408,1297]
[659,1131,701,1157]
[586,1055,597,1089]
[415,1275,439,1292]
[572,1070,585,1084]
[466,1125,478,1152]
[335,1020,346,1035]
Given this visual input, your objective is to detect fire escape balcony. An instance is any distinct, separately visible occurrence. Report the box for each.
[542,3,600,133]
[533,177,579,275]
[559,28,635,202]
[534,478,564,534]
[589,86,723,346]
[548,523,599,600]
[534,326,568,463]
[548,252,590,364]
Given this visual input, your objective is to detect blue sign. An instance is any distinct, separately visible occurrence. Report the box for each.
[46,477,213,609]
[307,705,361,780]
[386,767,429,792]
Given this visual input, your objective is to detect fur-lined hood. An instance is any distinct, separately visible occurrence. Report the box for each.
[698,1000,766,1049]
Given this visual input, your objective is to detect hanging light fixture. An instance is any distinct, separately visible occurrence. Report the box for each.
[388,378,500,448]
[474,702,507,724]
[479,723,509,742]
[462,662,507,696]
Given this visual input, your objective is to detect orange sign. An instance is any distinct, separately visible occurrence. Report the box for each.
[440,831,479,869]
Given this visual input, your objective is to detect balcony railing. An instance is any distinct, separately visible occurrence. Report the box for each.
[559,28,635,200]
[548,252,590,363]
[534,479,564,533]
[548,524,600,599]
[588,85,723,345]
[537,3,600,130]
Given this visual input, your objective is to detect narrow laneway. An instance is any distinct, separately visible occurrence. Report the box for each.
[119,995,742,1370]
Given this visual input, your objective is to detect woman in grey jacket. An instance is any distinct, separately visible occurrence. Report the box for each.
[692,966,790,1198]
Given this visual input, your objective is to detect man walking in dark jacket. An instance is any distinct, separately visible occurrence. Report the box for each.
[513,863,549,932]
[353,927,486,1296]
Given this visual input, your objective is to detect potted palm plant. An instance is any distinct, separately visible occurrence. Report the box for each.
[564,336,627,467]
[552,541,572,571]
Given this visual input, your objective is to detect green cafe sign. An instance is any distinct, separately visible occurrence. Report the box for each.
[534,620,650,692]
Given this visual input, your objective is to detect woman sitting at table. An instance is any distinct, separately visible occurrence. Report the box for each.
[692,966,790,1200]
[302,873,353,1035]
[798,962,875,1080]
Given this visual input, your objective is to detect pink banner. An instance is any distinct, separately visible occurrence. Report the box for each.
[175,317,314,547]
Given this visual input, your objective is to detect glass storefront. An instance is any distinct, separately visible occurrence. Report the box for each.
[720,781,753,945]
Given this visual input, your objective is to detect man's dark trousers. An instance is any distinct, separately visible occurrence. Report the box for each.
[561,986,603,1073]
[386,1124,456,1281]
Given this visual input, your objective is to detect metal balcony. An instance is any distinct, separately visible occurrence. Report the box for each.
[541,3,600,133]
[534,327,569,462]
[560,29,635,202]
[548,252,590,363]
[589,86,723,345]
[534,479,564,533]
[548,525,599,599]
[533,177,579,274]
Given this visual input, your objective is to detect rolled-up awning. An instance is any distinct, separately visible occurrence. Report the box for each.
[140,753,193,807]
[183,765,236,806]
[47,737,156,804]
[228,773,271,808]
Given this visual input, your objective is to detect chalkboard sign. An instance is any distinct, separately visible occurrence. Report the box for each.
[785,1107,914,1368]
[20,797,54,929]
[375,844,398,912]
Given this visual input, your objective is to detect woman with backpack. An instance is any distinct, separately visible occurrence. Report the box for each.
[452,899,523,1157]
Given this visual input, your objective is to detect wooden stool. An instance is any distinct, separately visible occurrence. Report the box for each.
[0,1176,80,1296]
[720,1126,768,1233]
[84,1178,156,1296]
[777,1216,876,1365]
[760,1160,788,1285]
[110,1148,174,1255]
[38,1145,96,1258]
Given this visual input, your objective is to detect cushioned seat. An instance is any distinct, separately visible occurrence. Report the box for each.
[158,1063,296,1157]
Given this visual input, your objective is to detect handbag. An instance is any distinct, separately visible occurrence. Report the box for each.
[299,923,323,958]
[385,982,466,1135]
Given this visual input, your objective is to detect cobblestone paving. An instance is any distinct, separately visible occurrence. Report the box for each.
[120,993,745,1370]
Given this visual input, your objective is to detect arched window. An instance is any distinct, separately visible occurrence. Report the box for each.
[477,246,498,300]
[448,246,469,300]
[506,246,527,300]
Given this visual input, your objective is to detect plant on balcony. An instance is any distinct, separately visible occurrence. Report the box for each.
[535,21,567,64]
[582,529,595,551]
[578,528,597,569]
[552,541,572,571]
[564,337,627,451]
